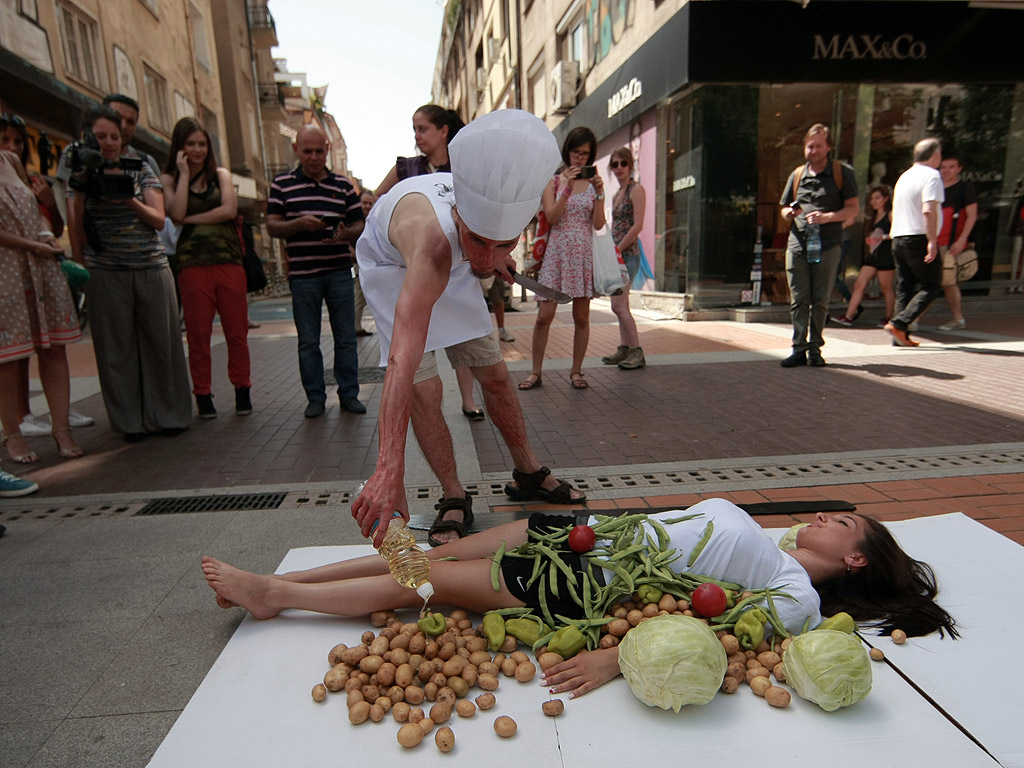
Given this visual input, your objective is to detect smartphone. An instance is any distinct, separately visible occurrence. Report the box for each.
[319,215,341,234]
[578,165,596,179]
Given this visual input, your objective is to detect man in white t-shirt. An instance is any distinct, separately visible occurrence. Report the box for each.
[884,138,945,347]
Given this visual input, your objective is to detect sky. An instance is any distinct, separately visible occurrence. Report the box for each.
[268,0,446,189]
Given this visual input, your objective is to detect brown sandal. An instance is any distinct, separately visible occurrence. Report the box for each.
[518,373,543,391]
[428,494,475,547]
[504,466,585,504]
[569,372,588,390]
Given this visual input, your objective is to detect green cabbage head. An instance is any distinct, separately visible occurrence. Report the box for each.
[617,614,727,711]
[781,629,873,711]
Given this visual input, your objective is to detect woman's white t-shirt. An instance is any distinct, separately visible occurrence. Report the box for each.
[589,497,821,635]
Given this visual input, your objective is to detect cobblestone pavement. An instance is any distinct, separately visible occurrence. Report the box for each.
[6,296,1024,543]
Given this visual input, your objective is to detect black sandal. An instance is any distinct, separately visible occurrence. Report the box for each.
[427,493,475,547]
[503,466,585,504]
[462,408,485,421]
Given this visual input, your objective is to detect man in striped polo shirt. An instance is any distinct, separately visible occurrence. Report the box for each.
[268,126,366,417]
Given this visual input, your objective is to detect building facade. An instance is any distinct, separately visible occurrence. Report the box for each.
[435,0,1024,311]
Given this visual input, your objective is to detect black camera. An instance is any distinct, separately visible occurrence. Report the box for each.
[578,165,597,179]
[66,132,143,200]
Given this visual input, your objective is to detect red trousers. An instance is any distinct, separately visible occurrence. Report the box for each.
[178,264,251,394]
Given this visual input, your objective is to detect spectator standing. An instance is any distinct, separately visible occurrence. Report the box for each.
[520,127,605,391]
[603,146,645,370]
[267,126,365,418]
[0,149,83,462]
[831,185,896,327]
[65,107,191,442]
[161,118,252,419]
[778,124,859,367]
[934,154,977,330]
[884,138,945,348]
[1,113,95,437]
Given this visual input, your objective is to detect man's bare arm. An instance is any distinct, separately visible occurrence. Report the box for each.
[923,200,940,262]
[352,194,453,544]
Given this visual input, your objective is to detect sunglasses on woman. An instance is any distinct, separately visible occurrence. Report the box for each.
[609,160,629,169]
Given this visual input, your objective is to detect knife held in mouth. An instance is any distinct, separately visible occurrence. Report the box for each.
[507,267,573,304]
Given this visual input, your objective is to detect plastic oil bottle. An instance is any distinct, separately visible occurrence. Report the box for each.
[374,512,435,608]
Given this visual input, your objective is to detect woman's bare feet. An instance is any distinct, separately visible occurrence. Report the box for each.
[201,556,282,619]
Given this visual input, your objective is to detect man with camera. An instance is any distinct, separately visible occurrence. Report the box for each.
[267,126,365,417]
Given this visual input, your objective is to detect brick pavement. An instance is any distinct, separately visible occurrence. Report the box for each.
[7,297,1024,546]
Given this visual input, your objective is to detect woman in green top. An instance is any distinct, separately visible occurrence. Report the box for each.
[161,118,252,419]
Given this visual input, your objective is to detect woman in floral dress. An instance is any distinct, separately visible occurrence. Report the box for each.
[520,127,605,391]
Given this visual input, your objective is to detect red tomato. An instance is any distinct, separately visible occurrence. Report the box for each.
[567,525,596,553]
[690,583,728,618]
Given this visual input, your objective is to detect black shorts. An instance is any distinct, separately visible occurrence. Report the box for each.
[501,513,590,621]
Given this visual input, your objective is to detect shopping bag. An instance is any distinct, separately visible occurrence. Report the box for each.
[632,239,654,290]
[592,228,629,296]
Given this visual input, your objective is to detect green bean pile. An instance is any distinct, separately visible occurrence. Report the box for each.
[490,512,796,652]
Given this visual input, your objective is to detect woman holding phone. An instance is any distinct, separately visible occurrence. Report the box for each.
[521,127,604,391]
[161,117,252,419]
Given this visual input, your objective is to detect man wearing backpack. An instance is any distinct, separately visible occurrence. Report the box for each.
[778,124,859,367]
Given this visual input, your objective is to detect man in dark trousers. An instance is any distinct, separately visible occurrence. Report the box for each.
[267,126,365,417]
[778,123,859,367]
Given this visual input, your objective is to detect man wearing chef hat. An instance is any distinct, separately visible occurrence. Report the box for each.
[354,109,586,548]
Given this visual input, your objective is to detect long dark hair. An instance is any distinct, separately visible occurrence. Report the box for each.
[164,117,218,187]
[869,184,893,215]
[415,104,465,146]
[560,127,596,167]
[816,515,958,639]
[0,113,30,166]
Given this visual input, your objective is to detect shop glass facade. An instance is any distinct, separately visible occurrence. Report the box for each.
[660,82,1024,309]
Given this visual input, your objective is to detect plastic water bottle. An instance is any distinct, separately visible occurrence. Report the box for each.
[374,512,435,603]
[806,222,822,264]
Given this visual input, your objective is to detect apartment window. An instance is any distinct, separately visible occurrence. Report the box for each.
[56,2,104,90]
[568,19,584,64]
[143,65,172,133]
[174,91,195,121]
[190,3,211,70]
[19,0,39,22]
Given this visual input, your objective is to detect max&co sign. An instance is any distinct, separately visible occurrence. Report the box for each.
[812,34,927,61]
[607,77,643,118]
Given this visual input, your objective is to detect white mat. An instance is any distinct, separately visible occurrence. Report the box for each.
[151,518,1010,768]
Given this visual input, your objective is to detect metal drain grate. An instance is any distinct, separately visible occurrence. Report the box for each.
[136,492,287,516]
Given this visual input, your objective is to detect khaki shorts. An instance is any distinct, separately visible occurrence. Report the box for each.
[413,330,503,384]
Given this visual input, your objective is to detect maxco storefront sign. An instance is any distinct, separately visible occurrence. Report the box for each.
[607,77,643,119]
[812,34,927,61]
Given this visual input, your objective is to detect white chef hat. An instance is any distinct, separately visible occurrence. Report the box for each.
[449,109,561,241]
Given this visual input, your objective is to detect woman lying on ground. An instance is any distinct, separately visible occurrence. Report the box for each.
[202,497,957,699]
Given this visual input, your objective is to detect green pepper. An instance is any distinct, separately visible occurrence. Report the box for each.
[417,612,446,637]
[723,589,736,609]
[546,625,587,659]
[816,612,856,634]
[637,585,663,605]
[482,611,506,651]
[504,616,550,647]
[734,607,767,650]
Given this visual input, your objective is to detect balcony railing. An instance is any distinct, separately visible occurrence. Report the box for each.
[248,4,278,47]
[257,82,282,108]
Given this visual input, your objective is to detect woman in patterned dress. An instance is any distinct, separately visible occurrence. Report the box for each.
[602,146,646,371]
[0,150,83,463]
[520,127,605,391]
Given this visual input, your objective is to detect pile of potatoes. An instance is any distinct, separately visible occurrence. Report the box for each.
[313,609,562,753]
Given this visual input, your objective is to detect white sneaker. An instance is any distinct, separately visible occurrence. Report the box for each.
[498,328,515,342]
[937,318,966,331]
[19,413,52,436]
[68,408,95,427]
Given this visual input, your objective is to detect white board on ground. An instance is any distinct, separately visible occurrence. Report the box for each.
[148,545,561,768]
[858,513,1024,768]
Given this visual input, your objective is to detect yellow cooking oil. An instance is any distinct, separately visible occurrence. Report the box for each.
[376,513,435,611]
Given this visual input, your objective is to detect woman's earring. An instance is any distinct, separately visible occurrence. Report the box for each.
[845,563,852,575]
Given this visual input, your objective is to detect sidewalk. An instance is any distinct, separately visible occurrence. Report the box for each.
[2,295,1024,767]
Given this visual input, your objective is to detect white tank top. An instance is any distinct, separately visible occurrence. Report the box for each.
[356,173,492,364]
